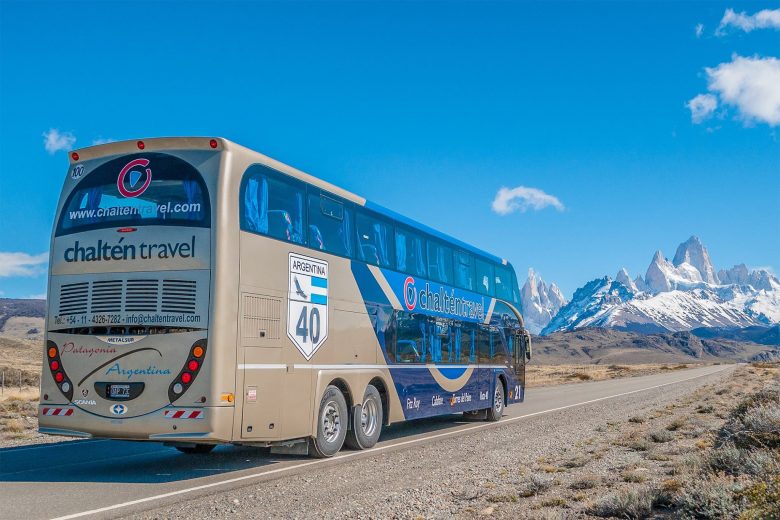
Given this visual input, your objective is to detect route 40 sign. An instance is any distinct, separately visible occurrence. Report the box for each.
[287,253,329,359]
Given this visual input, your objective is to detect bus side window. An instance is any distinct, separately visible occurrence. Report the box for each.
[427,240,454,284]
[307,193,353,257]
[356,211,394,268]
[395,228,427,277]
[453,322,472,364]
[395,312,423,364]
[495,264,513,301]
[454,250,476,291]
[241,168,305,245]
[492,327,508,364]
[476,324,491,363]
[476,258,494,296]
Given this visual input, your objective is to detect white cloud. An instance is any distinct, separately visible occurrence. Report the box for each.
[43,128,76,154]
[687,93,718,123]
[717,8,780,34]
[92,137,115,145]
[705,55,780,126]
[491,186,565,215]
[0,252,48,277]
[695,23,704,37]
[25,293,47,300]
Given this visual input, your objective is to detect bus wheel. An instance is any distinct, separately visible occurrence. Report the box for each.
[175,444,216,454]
[311,385,348,458]
[345,384,383,450]
[485,381,504,422]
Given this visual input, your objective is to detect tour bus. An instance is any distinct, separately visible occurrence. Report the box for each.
[39,138,531,457]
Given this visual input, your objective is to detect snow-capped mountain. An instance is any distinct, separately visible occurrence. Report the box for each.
[542,236,780,335]
[520,269,567,334]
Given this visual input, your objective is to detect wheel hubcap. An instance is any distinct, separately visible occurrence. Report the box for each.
[321,401,341,443]
[360,398,378,437]
[494,387,503,414]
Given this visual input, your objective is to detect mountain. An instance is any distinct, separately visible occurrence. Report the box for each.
[690,325,780,346]
[533,327,779,365]
[672,236,719,285]
[542,236,780,335]
[520,269,567,334]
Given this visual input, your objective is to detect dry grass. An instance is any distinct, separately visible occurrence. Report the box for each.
[461,365,779,520]
[526,363,703,388]
[0,388,40,443]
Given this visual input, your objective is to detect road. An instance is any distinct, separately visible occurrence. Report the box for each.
[0,364,732,520]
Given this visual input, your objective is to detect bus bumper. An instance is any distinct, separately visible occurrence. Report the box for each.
[37,404,235,443]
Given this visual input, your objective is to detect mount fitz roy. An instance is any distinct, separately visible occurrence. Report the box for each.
[527,236,779,336]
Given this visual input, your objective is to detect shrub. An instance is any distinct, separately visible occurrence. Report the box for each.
[622,470,647,483]
[1,418,24,433]
[667,417,687,431]
[628,439,652,451]
[741,475,780,520]
[541,497,567,507]
[588,487,658,519]
[707,445,780,478]
[570,475,600,490]
[518,474,551,497]
[674,475,745,519]
[629,416,645,424]
[649,430,674,443]
[562,455,590,468]
[697,404,715,414]
[572,373,592,381]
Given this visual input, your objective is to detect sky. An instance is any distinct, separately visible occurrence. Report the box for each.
[0,1,778,299]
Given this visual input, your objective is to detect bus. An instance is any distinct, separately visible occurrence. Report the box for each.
[39,137,531,458]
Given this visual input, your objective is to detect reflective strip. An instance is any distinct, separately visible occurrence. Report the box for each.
[163,409,204,419]
[41,407,74,416]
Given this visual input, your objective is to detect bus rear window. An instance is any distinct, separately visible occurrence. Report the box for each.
[56,153,210,236]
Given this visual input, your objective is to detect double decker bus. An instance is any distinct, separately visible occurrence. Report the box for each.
[39,138,531,457]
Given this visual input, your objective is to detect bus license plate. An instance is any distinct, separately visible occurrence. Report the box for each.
[110,384,131,399]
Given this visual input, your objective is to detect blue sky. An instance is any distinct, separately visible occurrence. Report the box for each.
[0,1,778,299]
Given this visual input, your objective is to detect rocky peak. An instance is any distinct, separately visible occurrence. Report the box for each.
[672,236,719,284]
[616,268,638,293]
[521,269,567,334]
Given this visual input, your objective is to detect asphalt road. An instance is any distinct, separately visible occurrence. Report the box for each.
[0,364,732,520]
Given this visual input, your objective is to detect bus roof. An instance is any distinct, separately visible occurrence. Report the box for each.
[70,136,508,267]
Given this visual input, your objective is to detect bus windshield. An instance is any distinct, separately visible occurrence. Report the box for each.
[56,153,210,236]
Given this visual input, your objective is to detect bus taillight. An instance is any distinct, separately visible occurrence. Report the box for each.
[168,340,207,403]
[46,340,73,402]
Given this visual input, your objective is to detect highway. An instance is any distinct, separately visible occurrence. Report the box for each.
[0,364,732,520]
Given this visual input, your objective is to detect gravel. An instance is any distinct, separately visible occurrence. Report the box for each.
[127,368,734,520]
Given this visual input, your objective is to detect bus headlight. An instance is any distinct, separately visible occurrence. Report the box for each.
[168,339,207,403]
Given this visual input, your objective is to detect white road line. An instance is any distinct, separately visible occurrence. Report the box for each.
[50,366,730,520]
[1,439,103,453]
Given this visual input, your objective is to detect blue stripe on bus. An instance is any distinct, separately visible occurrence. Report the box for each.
[311,294,327,305]
[311,276,328,288]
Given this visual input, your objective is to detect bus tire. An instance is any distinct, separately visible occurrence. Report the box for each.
[485,380,504,422]
[311,385,348,458]
[345,384,383,450]
[175,444,216,454]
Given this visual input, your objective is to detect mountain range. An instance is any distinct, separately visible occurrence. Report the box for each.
[520,236,780,338]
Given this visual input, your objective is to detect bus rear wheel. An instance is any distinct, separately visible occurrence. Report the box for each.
[485,381,504,422]
[345,384,383,450]
[311,385,348,458]
[175,444,216,454]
